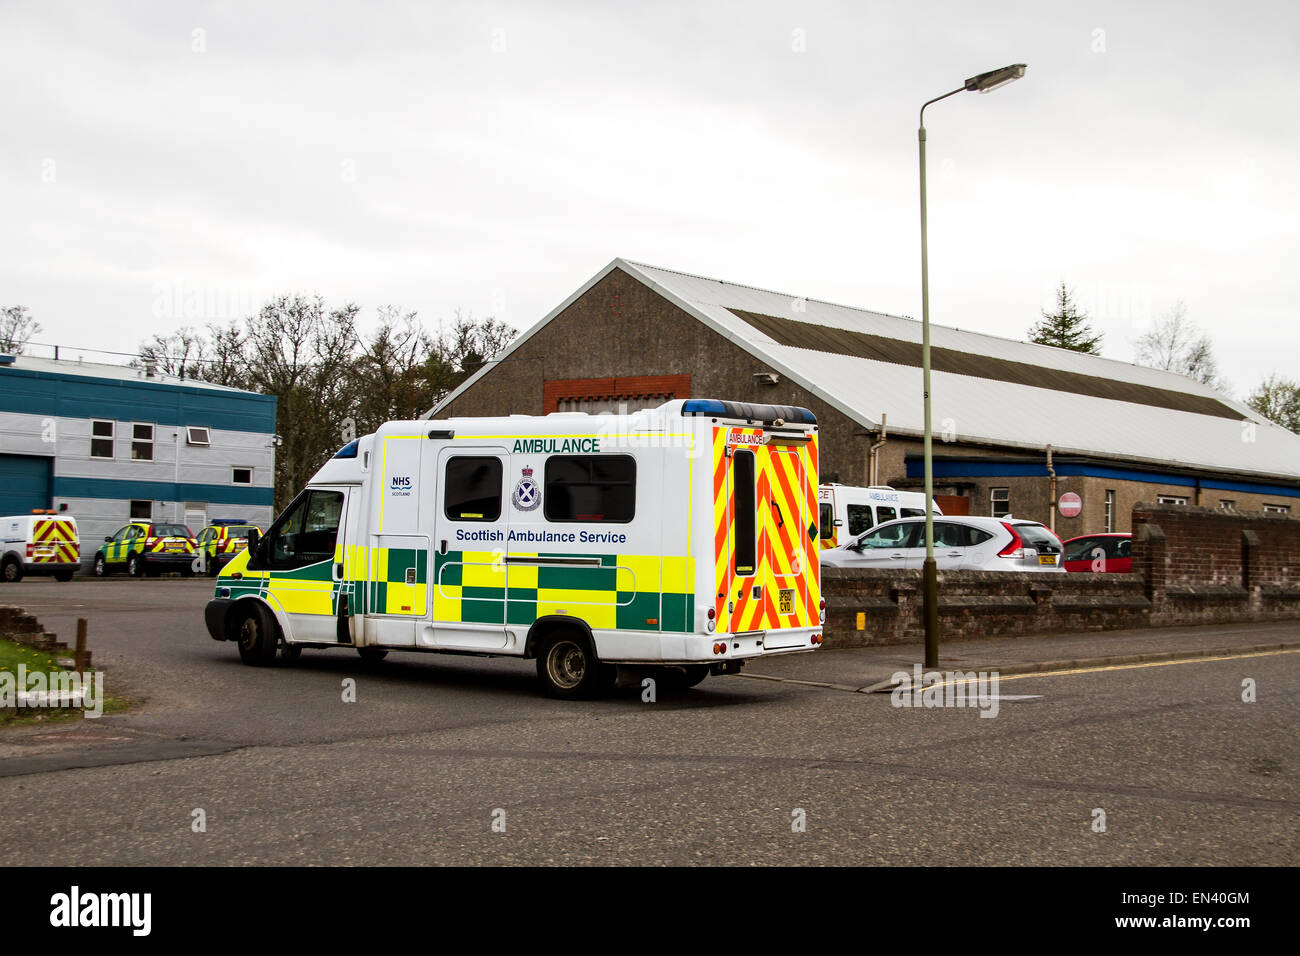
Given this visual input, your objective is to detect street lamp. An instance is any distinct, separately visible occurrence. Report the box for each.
[918,63,1026,669]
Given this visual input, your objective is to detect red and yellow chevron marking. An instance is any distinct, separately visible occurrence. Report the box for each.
[32,519,79,563]
[712,427,820,634]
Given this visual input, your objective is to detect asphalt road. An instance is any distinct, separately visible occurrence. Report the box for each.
[1,578,1296,865]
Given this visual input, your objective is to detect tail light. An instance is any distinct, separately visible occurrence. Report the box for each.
[997,523,1025,559]
[706,607,716,633]
[25,543,34,558]
[818,598,827,624]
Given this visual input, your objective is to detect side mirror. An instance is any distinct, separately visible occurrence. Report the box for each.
[104,536,112,542]
[246,528,260,556]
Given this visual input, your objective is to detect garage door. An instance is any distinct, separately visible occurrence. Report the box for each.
[0,454,53,515]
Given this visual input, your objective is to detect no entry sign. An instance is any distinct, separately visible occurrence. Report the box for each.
[1058,492,1082,518]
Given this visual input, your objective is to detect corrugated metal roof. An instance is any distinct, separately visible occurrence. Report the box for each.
[0,353,256,394]
[432,257,1300,482]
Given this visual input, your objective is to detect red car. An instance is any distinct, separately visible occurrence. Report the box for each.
[1062,533,1132,573]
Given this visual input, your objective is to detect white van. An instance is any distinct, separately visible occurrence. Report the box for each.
[1,512,80,582]
[818,484,940,549]
[204,400,826,697]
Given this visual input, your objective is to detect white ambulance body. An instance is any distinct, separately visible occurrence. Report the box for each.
[205,400,824,697]
[1,512,80,583]
[817,484,941,549]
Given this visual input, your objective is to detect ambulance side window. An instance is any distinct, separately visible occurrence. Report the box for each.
[732,450,756,576]
[876,506,897,524]
[544,455,636,523]
[256,490,344,570]
[847,504,874,536]
[444,457,503,521]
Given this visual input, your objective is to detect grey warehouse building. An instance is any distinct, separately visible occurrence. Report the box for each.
[0,352,277,569]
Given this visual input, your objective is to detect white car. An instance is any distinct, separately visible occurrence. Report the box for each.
[821,515,1065,572]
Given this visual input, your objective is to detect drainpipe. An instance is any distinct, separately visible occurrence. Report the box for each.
[868,413,888,485]
[1046,444,1056,533]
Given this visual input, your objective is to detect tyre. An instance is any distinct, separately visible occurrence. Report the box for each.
[235,604,279,666]
[54,570,74,582]
[94,554,109,577]
[1,557,21,583]
[536,630,609,699]
[127,553,144,578]
[356,647,388,663]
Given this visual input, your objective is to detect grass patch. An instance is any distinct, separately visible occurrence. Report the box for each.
[0,637,130,727]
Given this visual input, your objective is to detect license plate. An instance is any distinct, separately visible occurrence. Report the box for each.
[165,543,183,551]
[1038,555,1057,565]
[35,546,55,556]
[778,589,794,614]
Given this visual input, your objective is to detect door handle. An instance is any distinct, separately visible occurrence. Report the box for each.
[890,553,904,559]
[771,500,785,528]
[334,563,344,580]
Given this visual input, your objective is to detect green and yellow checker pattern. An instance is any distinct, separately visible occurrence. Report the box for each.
[218,546,694,632]
[432,550,695,632]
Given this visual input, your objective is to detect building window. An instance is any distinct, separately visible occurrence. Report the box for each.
[1104,489,1116,533]
[232,467,253,485]
[91,420,115,459]
[544,455,636,523]
[991,487,1010,518]
[1263,503,1291,514]
[186,426,211,446]
[130,500,152,520]
[1157,495,1188,506]
[131,423,154,461]
[1219,499,1236,510]
[443,456,503,521]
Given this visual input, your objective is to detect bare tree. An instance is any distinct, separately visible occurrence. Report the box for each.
[0,305,41,354]
[136,327,209,379]
[1134,301,1225,389]
[1247,374,1300,434]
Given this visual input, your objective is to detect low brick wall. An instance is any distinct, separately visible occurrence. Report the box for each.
[0,605,90,667]
[823,503,1300,647]
[823,568,1151,647]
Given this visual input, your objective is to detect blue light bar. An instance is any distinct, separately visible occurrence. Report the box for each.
[681,399,728,416]
[333,440,359,459]
[681,399,817,426]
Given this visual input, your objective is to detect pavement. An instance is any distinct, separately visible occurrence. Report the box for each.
[741,619,1300,692]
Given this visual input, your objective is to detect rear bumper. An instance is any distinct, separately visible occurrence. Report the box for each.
[594,627,822,665]
[21,561,79,576]
[144,552,196,567]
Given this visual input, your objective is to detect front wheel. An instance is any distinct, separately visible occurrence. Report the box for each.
[235,605,279,666]
[537,631,609,699]
[127,554,144,578]
[94,554,109,577]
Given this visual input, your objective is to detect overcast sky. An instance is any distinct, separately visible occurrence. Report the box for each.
[3,0,1296,398]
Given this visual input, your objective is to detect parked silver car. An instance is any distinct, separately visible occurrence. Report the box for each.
[820,515,1065,572]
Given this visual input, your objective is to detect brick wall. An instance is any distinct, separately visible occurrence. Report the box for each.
[822,503,1300,647]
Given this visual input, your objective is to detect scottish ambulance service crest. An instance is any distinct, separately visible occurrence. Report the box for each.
[512,466,540,512]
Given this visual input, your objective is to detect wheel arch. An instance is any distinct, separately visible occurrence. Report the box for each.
[524,615,596,660]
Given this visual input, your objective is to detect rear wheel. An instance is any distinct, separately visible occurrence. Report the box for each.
[537,631,609,699]
[1,557,21,583]
[235,604,279,666]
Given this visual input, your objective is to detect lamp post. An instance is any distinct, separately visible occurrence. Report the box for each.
[918,63,1026,669]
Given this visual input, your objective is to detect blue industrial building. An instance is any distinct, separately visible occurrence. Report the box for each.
[0,352,277,569]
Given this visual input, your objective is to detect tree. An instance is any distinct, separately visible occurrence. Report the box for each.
[135,298,514,508]
[1028,282,1102,354]
[1134,300,1225,390]
[0,305,41,354]
[1247,374,1300,434]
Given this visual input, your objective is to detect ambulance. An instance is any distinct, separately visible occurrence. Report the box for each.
[1,511,80,583]
[818,484,941,549]
[204,399,824,698]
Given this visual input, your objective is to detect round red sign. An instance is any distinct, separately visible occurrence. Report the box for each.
[1058,492,1082,518]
